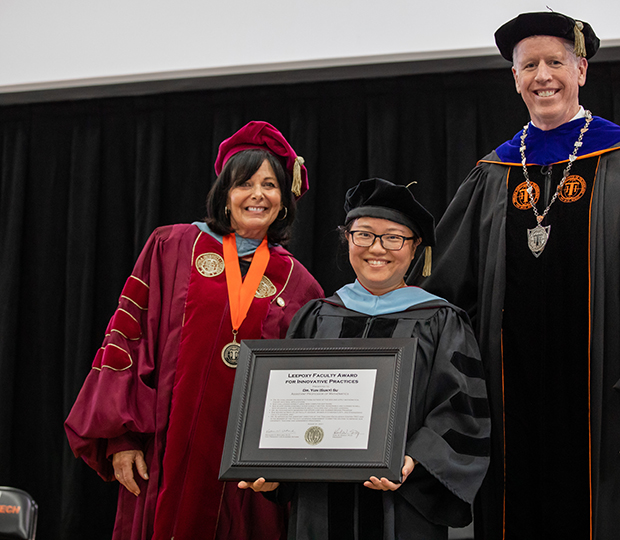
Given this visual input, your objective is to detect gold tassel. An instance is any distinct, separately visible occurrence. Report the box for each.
[574,21,587,58]
[422,246,432,277]
[292,156,304,197]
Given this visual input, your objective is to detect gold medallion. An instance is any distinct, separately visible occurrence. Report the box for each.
[254,276,277,298]
[196,253,225,277]
[221,341,241,368]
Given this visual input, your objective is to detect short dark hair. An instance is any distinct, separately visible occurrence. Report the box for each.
[205,149,297,245]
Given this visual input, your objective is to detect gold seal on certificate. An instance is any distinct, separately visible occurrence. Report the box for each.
[221,341,241,368]
[304,426,324,446]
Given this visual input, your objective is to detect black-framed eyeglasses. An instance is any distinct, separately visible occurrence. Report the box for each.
[348,230,416,251]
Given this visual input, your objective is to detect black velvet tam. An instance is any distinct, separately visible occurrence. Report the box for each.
[494,11,600,61]
[344,178,436,247]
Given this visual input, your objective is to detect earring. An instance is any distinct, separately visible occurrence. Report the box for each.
[278,207,288,221]
[225,206,230,217]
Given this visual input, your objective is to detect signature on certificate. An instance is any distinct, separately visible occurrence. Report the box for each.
[333,428,360,439]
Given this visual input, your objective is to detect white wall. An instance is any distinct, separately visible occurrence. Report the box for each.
[1,0,619,92]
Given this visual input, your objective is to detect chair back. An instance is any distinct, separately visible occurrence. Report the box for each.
[0,487,38,540]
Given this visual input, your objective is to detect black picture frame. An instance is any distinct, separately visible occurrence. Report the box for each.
[219,337,417,483]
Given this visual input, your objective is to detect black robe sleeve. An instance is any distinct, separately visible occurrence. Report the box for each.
[398,306,490,527]
[285,298,324,339]
[409,155,508,333]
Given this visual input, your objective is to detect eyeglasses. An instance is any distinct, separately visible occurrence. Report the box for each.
[348,230,416,251]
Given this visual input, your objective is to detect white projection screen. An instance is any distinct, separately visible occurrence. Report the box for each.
[1,0,619,100]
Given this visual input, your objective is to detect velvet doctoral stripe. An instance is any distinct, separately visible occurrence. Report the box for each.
[503,156,596,539]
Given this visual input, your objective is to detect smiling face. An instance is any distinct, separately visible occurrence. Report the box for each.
[227,159,282,239]
[347,217,421,296]
[512,35,587,131]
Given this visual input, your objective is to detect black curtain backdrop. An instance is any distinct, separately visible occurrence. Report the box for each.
[1,62,619,539]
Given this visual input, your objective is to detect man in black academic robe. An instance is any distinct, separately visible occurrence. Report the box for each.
[410,12,620,540]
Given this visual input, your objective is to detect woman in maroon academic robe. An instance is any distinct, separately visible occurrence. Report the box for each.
[65,121,324,540]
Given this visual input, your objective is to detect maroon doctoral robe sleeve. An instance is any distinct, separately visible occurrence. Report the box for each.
[65,225,194,481]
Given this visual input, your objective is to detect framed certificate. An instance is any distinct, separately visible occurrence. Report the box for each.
[218,337,417,483]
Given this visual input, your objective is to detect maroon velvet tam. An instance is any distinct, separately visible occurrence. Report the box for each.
[214,121,309,198]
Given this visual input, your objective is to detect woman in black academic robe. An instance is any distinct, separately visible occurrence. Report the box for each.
[240,178,490,540]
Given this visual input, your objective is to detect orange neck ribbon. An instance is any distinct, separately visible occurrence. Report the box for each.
[222,233,270,332]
